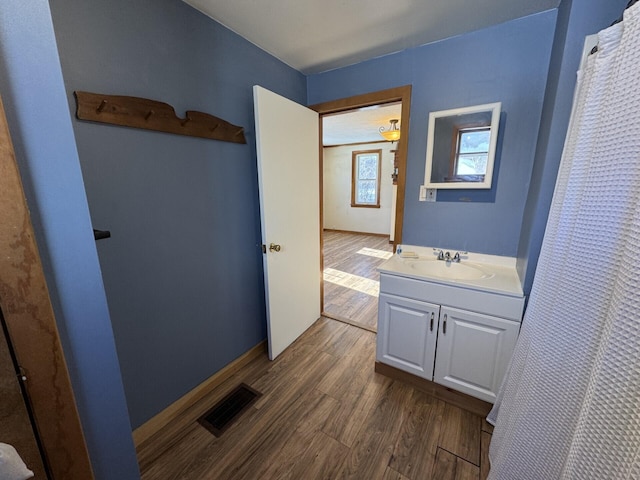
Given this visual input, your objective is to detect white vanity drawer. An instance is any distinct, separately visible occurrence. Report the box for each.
[379,273,525,321]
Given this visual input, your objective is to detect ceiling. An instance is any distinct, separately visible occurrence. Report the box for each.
[323,103,402,146]
[183,0,559,75]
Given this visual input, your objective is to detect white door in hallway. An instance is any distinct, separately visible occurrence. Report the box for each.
[253,85,320,359]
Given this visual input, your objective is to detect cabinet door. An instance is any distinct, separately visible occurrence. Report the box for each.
[434,306,519,403]
[376,293,439,379]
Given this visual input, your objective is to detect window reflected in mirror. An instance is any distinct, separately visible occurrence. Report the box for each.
[452,126,490,180]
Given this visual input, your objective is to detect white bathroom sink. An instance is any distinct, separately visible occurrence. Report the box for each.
[377,245,524,297]
[402,259,494,281]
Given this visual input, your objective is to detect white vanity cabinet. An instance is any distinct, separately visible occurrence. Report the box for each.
[432,306,520,402]
[376,271,524,404]
[377,293,439,380]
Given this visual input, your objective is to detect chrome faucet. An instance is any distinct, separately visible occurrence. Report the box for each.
[436,249,466,263]
[452,251,468,263]
[436,250,452,262]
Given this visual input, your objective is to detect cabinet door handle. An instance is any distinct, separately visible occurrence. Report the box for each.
[430,312,434,331]
[443,314,447,334]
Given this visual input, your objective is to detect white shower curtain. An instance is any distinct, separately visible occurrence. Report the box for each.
[487,4,640,479]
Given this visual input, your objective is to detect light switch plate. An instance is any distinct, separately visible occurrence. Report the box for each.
[424,188,436,202]
[420,186,437,202]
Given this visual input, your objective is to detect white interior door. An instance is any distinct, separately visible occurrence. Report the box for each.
[253,85,320,360]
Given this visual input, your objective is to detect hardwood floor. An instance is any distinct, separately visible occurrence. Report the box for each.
[136,318,492,479]
[322,230,393,332]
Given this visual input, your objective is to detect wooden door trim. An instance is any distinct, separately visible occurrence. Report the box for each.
[0,94,95,478]
[310,85,412,313]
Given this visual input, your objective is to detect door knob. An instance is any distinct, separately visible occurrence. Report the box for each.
[269,243,281,253]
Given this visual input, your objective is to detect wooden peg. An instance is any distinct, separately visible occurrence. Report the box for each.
[145,110,154,120]
[235,128,244,136]
[96,100,107,113]
[210,123,220,132]
[181,115,191,126]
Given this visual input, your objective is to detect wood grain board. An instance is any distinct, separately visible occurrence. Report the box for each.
[0,318,47,478]
[0,93,94,479]
[75,91,246,144]
[136,317,493,479]
[322,230,393,331]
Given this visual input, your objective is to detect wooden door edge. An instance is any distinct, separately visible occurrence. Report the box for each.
[0,94,95,479]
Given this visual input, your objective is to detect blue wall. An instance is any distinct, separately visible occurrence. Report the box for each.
[308,12,557,257]
[516,0,629,294]
[2,1,631,476]
[0,1,141,478]
[48,0,306,428]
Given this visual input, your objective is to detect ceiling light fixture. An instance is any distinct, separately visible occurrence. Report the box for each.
[379,119,400,142]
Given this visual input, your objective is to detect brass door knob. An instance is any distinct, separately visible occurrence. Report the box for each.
[269,243,281,253]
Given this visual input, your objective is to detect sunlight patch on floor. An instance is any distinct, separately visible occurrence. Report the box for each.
[356,247,393,260]
[323,268,380,297]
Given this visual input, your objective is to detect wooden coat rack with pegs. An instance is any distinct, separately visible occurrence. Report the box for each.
[74,91,247,144]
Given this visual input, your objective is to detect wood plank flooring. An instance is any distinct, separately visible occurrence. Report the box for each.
[136,318,492,479]
[322,230,393,331]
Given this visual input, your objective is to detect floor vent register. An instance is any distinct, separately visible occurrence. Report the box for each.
[197,383,262,437]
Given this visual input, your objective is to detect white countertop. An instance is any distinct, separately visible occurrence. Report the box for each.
[378,245,524,297]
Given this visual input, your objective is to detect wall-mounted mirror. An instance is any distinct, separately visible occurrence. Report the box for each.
[423,102,501,189]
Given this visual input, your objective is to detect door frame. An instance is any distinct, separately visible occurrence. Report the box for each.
[0,94,94,478]
[310,85,412,315]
